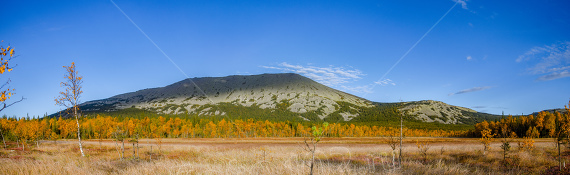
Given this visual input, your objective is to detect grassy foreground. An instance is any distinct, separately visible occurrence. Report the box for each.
[0,138,567,174]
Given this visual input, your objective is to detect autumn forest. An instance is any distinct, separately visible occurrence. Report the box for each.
[1,104,569,149]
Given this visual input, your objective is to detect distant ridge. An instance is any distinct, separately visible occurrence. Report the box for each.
[532,108,567,115]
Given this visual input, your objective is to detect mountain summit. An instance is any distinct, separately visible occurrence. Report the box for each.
[80,73,371,119]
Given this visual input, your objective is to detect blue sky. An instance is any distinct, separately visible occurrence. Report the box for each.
[1,0,569,117]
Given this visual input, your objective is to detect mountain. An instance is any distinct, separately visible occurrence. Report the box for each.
[398,100,500,124]
[79,73,371,120]
[71,73,500,125]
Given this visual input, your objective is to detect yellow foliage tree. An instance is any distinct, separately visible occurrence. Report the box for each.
[480,128,495,153]
[0,41,24,112]
[55,62,85,157]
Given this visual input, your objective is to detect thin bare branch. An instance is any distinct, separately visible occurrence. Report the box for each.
[0,96,24,112]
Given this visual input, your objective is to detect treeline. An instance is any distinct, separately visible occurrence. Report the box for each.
[471,105,570,138]
[0,115,467,145]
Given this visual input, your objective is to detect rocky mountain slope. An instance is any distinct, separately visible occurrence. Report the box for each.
[400,100,481,124]
[80,73,372,120]
[76,73,500,124]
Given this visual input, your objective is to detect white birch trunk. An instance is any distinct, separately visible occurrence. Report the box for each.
[75,106,85,157]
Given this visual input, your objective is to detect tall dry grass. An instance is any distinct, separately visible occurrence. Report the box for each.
[0,138,564,174]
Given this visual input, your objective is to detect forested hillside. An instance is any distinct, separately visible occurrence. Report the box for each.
[471,105,570,138]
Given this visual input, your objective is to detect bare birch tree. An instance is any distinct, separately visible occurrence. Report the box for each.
[302,122,328,175]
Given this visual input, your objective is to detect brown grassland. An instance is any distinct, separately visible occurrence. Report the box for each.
[0,137,568,174]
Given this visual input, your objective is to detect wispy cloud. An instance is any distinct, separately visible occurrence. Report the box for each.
[340,85,373,94]
[517,41,570,81]
[448,86,492,96]
[262,62,401,94]
[452,0,469,10]
[343,79,396,94]
[263,62,373,93]
[374,79,396,86]
[536,71,570,81]
[466,56,472,60]
[262,62,364,86]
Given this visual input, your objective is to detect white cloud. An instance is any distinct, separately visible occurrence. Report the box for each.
[517,41,570,81]
[374,79,396,86]
[448,86,492,96]
[452,0,468,10]
[466,56,472,60]
[340,85,373,94]
[262,62,401,94]
[262,62,366,91]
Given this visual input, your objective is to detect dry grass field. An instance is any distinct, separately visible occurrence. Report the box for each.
[0,137,567,174]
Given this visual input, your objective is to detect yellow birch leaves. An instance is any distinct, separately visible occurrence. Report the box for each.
[0,41,15,103]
